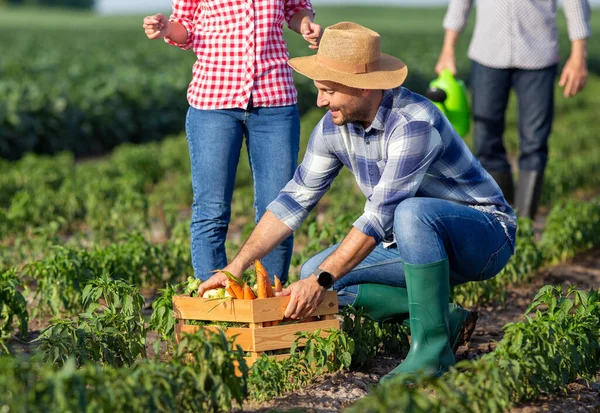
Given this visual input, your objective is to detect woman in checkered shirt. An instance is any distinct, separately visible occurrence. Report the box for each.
[143,1,321,283]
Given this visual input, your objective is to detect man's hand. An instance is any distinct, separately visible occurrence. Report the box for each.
[559,55,587,98]
[435,29,460,76]
[197,271,229,297]
[435,49,457,76]
[143,13,171,40]
[277,275,327,319]
[300,18,322,50]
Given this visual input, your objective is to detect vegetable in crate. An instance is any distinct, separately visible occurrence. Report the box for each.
[255,260,274,299]
[202,288,230,299]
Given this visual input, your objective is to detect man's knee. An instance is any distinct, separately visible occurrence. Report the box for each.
[394,198,434,241]
[299,256,321,280]
[394,198,427,224]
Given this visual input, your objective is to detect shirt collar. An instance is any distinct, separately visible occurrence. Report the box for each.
[360,88,399,133]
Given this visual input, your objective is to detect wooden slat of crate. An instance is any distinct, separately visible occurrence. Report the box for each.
[252,319,339,351]
[173,290,338,323]
[176,319,340,352]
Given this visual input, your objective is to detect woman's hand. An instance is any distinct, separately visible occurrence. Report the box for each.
[301,18,322,50]
[143,13,171,40]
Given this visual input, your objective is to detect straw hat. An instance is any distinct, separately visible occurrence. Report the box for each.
[288,22,408,90]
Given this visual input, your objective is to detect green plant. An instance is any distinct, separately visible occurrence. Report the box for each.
[149,283,179,345]
[291,328,354,376]
[249,327,354,402]
[173,331,249,412]
[0,268,28,352]
[0,330,248,412]
[340,306,383,368]
[35,275,147,367]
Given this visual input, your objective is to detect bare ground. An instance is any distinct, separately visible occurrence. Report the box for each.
[242,247,600,413]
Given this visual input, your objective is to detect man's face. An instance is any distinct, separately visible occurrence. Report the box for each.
[314,80,370,126]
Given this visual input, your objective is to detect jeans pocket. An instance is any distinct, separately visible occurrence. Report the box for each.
[479,238,513,281]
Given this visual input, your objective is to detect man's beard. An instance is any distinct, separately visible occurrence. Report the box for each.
[329,105,367,126]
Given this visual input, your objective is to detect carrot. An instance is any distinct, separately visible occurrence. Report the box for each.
[265,275,274,298]
[255,260,269,299]
[243,283,256,300]
[226,283,236,299]
[228,279,244,299]
[274,275,282,293]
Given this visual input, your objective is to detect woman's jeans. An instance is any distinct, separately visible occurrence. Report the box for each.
[300,198,516,306]
[186,104,300,282]
[471,60,557,173]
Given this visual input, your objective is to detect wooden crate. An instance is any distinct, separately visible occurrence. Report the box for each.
[173,290,339,367]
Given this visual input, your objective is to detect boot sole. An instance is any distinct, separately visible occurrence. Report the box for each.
[453,310,479,351]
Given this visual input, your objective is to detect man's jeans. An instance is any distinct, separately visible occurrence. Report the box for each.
[471,61,557,173]
[300,198,516,306]
[186,104,300,282]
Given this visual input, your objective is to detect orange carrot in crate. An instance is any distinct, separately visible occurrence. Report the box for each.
[255,260,270,299]
[226,282,237,299]
[274,275,282,293]
[264,271,275,298]
[269,275,283,325]
[243,283,256,300]
[219,270,245,299]
[229,280,244,299]
[255,260,273,325]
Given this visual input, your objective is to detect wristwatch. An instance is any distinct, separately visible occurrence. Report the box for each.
[314,268,334,289]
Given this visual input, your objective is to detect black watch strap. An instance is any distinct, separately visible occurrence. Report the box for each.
[315,268,334,289]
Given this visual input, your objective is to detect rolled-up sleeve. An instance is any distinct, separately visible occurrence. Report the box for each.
[563,0,592,41]
[165,0,197,50]
[353,121,443,244]
[267,121,342,231]
[283,0,314,27]
[443,0,473,32]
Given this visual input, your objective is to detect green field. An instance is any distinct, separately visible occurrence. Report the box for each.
[1,6,600,412]
[1,6,599,155]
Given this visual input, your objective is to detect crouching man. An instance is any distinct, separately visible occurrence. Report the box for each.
[198,22,517,381]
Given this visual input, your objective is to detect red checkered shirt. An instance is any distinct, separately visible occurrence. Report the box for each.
[166,0,314,110]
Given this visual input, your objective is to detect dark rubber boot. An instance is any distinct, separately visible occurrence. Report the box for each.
[488,170,515,205]
[515,170,544,219]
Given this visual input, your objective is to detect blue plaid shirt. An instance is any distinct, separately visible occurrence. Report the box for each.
[268,87,517,246]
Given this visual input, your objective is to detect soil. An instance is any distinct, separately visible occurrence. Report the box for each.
[242,247,600,413]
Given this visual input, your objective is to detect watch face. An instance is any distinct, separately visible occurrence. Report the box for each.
[317,271,333,289]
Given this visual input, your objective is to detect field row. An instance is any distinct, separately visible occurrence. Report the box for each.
[1,192,599,410]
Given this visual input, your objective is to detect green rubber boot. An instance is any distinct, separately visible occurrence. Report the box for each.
[352,283,409,322]
[352,283,476,351]
[381,258,455,382]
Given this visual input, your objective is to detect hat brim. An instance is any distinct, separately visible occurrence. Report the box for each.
[288,53,408,90]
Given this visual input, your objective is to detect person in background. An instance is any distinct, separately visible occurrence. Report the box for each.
[435,0,591,219]
[198,22,517,381]
[142,0,322,283]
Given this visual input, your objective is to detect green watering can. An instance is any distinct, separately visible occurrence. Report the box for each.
[425,69,471,137]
